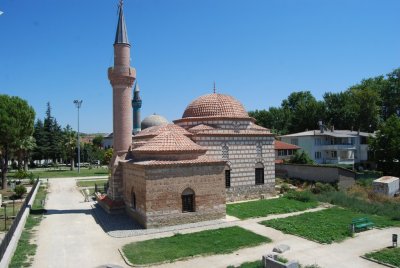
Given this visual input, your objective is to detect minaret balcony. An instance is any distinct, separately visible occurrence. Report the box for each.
[108,67,136,87]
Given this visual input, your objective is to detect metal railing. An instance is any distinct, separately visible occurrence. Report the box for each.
[0,178,40,261]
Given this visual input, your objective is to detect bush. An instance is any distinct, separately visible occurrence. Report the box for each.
[311,182,336,194]
[14,169,29,179]
[284,190,316,203]
[14,185,27,198]
[280,183,290,194]
[315,191,400,220]
[28,172,36,185]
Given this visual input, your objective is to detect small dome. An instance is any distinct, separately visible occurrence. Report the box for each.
[182,93,249,119]
[135,124,191,139]
[141,114,168,130]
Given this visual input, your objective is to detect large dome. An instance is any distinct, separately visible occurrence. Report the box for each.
[141,114,169,130]
[182,93,249,119]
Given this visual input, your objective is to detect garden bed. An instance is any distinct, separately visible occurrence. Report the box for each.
[227,197,318,220]
[364,247,400,267]
[122,226,271,265]
[260,207,400,244]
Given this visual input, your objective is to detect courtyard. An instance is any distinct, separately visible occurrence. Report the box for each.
[17,177,399,268]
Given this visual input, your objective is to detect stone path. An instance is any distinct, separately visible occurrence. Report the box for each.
[31,178,392,268]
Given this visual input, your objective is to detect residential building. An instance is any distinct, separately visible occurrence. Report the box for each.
[280,127,374,166]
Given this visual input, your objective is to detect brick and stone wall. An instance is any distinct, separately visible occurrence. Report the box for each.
[122,162,226,228]
[193,135,275,201]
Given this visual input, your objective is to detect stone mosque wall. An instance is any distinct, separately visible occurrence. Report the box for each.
[193,135,275,201]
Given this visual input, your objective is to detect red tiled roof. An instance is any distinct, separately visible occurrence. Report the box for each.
[182,93,250,119]
[275,140,300,150]
[134,124,191,139]
[193,128,272,136]
[132,131,206,153]
[130,155,225,167]
[187,124,215,133]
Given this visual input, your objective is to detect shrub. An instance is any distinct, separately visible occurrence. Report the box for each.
[276,256,288,264]
[280,183,290,194]
[315,191,400,220]
[311,182,336,194]
[14,169,29,179]
[284,190,316,203]
[28,172,36,185]
[14,185,27,198]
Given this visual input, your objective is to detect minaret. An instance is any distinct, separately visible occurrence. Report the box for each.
[107,1,136,202]
[132,82,142,134]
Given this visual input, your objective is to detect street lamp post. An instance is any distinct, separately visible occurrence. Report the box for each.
[73,100,83,174]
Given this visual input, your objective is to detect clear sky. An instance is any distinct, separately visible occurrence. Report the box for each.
[1,0,399,134]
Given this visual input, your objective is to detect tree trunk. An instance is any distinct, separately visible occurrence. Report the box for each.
[24,153,29,171]
[70,157,75,171]
[18,150,23,170]
[1,146,9,190]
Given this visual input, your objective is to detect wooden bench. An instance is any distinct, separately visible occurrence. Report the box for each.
[351,217,374,232]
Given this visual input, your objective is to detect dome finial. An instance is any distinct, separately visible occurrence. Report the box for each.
[213,81,216,94]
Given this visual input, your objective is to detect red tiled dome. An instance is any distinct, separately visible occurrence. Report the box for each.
[182,93,249,119]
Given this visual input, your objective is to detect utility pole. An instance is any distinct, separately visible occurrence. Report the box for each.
[73,100,83,174]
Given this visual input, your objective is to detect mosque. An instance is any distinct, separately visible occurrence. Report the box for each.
[99,3,275,228]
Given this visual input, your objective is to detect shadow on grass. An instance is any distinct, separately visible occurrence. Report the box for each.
[30,209,47,215]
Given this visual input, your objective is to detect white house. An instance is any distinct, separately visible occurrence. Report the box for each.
[280,126,374,166]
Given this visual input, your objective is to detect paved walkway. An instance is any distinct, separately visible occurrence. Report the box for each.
[32,178,130,268]
[31,178,392,268]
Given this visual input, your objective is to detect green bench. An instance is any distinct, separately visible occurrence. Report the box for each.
[351,217,374,232]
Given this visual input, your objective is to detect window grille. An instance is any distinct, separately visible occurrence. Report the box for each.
[225,170,231,188]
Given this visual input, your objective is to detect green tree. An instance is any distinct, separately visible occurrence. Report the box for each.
[62,125,76,170]
[15,136,36,171]
[0,95,35,189]
[348,79,381,132]
[369,115,400,176]
[92,135,104,149]
[103,148,113,165]
[249,107,291,135]
[282,91,325,133]
[323,91,357,130]
[289,150,314,165]
[381,68,400,120]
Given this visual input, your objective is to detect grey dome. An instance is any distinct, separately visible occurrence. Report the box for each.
[141,114,169,130]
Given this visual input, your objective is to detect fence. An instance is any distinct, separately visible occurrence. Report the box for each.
[0,178,40,261]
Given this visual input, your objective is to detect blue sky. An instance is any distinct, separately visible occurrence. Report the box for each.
[1,0,399,133]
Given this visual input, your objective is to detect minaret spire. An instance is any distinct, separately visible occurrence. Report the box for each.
[132,81,142,134]
[114,0,129,45]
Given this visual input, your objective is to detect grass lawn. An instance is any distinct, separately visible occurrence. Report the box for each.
[9,167,109,178]
[227,197,319,220]
[261,207,400,244]
[364,247,400,267]
[122,226,271,265]
[76,179,108,188]
[9,185,47,268]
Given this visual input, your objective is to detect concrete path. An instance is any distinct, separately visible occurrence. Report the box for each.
[32,178,130,268]
[31,178,392,268]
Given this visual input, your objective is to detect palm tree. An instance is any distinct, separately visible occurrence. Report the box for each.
[63,125,76,171]
[16,136,36,171]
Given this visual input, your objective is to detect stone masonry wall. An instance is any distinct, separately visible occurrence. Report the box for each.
[192,135,275,201]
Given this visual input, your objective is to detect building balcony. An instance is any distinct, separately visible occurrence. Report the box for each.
[323,157,354,165]
[317,144,356,151]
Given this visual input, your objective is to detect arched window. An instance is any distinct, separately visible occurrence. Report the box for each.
[255,162,264,185]
[131,188,136,209]
[222,143,229,160]
[225,165,231,188]
[181,188,195,213]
